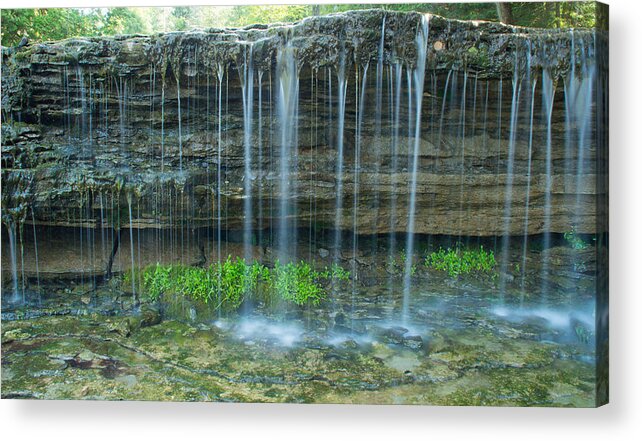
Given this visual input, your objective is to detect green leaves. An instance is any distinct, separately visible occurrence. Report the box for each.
[139,257,350,311]
[143,263,172,302]
[272,260,325,306]
[426,246,496,278]
[563,226,588,250]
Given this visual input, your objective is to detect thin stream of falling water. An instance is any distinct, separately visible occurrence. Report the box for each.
[499,49,525,301]
[127,194,136,303]
[541,69,556,304]
[224,72,230,254]
[88,72,94,161]
[204,70,211,261]
[387,62,403,305]
[87,191,95,288]
[406,69,413,168]
[76,65,86,141]
[216,64,224,271]
[352,63,369,324]
[565,35,596,233]
[307,69,316,262]
[574,45,596,223]
[437,70,454,157]
[268,70,274,248]
[493,78,504,252]
[79,196,84,288]
[257,70,264,249]
[240,44,255,262]
[564,30,576,195]
[464,73,480,248]
[31,208,40,294]
[177,74,183,172]
[401,16,429,324]
[457,71,469,243]
[333,51,348,269]
[137,200,142,286]
[521,78,538,302]
[161,73,166,171]
[19,222,25,302]
[276,42,299,262]
[6,219,20,302]
[371,16,386,249]
[313,70,319,255]
[99,193,106,266]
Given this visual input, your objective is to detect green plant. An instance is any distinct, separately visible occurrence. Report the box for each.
[319,263,350,281]
[136,257,350,311]
[399,250,418,276]
[387,255,400,275]
[425,245,497,278]
[564,226,588,250]
[386,251,417,277]
[272,260,325,306]
[143,263,172,301]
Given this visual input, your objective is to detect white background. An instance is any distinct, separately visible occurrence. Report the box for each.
[1,0,640,439]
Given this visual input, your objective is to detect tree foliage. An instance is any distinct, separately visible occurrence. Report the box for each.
[1,3,598,47]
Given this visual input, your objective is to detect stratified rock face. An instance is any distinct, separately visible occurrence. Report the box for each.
[1,10,605,238]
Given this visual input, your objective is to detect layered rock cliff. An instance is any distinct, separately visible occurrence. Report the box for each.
[2,10,604,239]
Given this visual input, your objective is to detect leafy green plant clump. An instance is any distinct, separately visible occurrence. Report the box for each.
[135,257,350,311]
[425,245,497,278]
[563,226,588,250]
[386,250,417,277]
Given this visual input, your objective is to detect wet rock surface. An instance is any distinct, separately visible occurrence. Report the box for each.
[0,302,596,405]
[1,10,598,239]
[1,260,597,406]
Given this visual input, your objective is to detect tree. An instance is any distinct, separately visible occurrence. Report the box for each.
[496,3,514,24]
[102,8,145,35]
[1,8,101,46]
[596,2,608,31]
[171,7,194,31]
[1,3,599,47]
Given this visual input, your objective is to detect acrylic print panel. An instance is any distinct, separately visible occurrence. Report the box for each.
[0,1,608,407]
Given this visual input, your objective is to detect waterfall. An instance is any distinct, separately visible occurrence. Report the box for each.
[240,43,255,262]
[457,71,469,242]
[30,210,40,295]
[127,194,137,303]
[0,11,604,325]
[76,64,87,143]
[276,41,299,262]
[161,73,166,171]
[521,77,538,302]
[352,62,369,322]
[216,64,224,269]
[372,16,386,246]
[257,69,264,249]
[307,69,317,262]
[401,15,429,324]
[177,75,183,172]
[387,62,403,304]
[5,218,20,302]
[541,69,556,303]
[333,50,348,268]
[498,47,525,301]
[117,76,128,152]
[565,34,596,231]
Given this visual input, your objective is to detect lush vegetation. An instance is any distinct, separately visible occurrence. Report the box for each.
[131,257,350,311]
[425,245,497,278]
[387,250,418,277]
[2,3,600,47]
[563,226,589,250]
